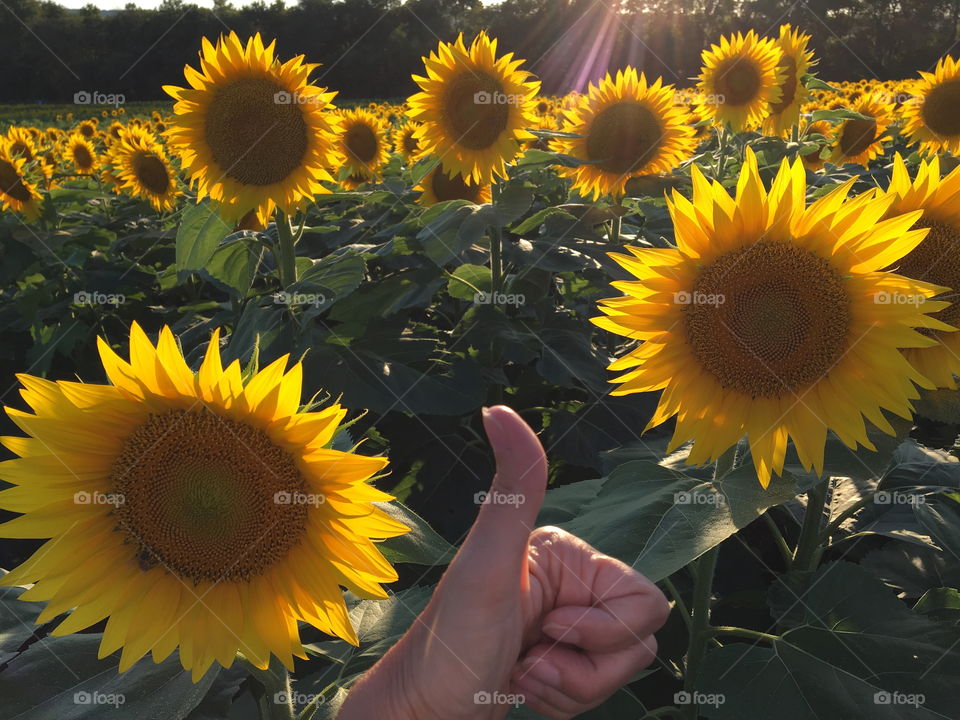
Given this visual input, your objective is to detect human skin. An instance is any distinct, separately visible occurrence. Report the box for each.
[338,405,670,719]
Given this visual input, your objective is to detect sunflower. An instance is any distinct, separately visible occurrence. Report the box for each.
[416,162,492,206]
[163,32,341,224]
[829,93,892,166]
[336,108,388,180]
[875,155,960,387]
[111,127,180,212]
[76,120,98,138]
[903,55,960,155]
[762,25,815,138]
[697,30,783,131]
[393,122,423,162]
[6,127,39,163]
[66,133,98,174]
[557,68,696,200]
[0,140,43,220]
[407,31,540,185]
[593,148,952,487]
[0,323,407,681]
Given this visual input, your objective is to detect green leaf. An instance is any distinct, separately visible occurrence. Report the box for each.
[375,501,455,566]
[555,460,812,581]
[766,561,960,717]
[810,108,874,123]
[914,494,960,559]
[196,238,259,298]
[804,75,840,92]
[494,182,534,225]
[511,206,577,234]
[447,263,491,301]
[700,640,941,719]
[914,588,960,624]
[175,199,232,280]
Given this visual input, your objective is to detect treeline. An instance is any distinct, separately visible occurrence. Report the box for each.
[2,0,959,103]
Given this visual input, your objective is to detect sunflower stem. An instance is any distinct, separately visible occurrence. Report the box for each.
[275,210,298,288]
[609,214,622,244]
[792,478,829,571]
[679,445,734,719]
[682,545,718,720]
[244,656,296,720]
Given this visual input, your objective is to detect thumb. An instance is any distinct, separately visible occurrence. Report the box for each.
[459,405,547,568]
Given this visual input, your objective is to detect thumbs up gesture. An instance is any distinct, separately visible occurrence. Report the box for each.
[339,406,670,719]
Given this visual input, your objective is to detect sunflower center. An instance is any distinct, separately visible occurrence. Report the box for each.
[443,71,510,150]
[0,159,33,203]
[715,57,762,106]
[10,141,33,161]
[402,131,419,155]
[586,101,662,176]
[770,57,798,114]
[133,152,171,195]
[110,408,310,583]
[79,124,95,138]
[344,123,378,164]
[431,168,483,203]
[920,80,960,137]
[73,144,93,169]
[204,77,309,186]
[891,219,960,333]
[684,242,850,398]
[838,117,877,157]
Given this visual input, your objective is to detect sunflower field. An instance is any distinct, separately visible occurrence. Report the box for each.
[2,19,960,720]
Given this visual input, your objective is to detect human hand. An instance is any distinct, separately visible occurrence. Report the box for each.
[338,405,669,719]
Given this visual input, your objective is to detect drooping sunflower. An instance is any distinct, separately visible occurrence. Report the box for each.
[416,162,492,206]
[0,140,43,220]
[0,323,408,681]
[557,68,696,200]
[876,155,960,387]
[762,25,815,138]
[408,32,540,185]
[66,133,98,174]
[697,30,783,131]
[110,127,180,212]
[903,55,960,155]
[393,122,423,162]
[163,32,341,224]
[829,93,892,166]
[594,148,952,487]
[336,108,388,180]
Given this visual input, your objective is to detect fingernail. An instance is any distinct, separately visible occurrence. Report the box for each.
[481,406,506,445]
[543,623,580,645]
[521,656,562,687]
